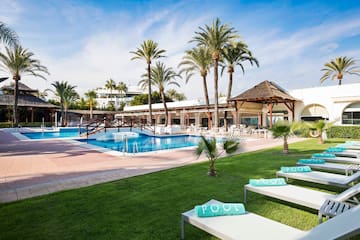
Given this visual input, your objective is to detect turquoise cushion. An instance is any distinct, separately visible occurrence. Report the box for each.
[312,153,336,158]
[281,166,312,173]
[326,147,346,153]
[249,178,287,186]
[195,203,246,217]
[298,159,325,164]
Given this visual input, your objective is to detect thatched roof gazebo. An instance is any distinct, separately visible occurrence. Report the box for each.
[0,82,57,123]
[229,80,297,128]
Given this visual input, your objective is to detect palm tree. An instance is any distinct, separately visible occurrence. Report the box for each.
[320,56,360,85]
[305,120,334,144]
[195,135,239,176]
[221,41,259,129]
[0,45,49,127]
[191,18,239,128]
[64,88,79,125]
[178,46,212,128]
[269,121,302,154]
[178,46,212,105]
[105,78,116,104]
[222,41,259,100]
[85,90,97,119]
[130,40,166,125]
[51,81,76,126]
[117,81,128,106]
[139,62,180,126]
[0,21,19,46]
[166,89,186,101]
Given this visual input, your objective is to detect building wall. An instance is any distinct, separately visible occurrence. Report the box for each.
[289,83,360,125]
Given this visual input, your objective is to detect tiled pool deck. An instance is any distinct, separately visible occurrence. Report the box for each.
[0,129,305,203]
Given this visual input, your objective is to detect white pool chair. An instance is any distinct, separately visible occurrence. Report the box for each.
[244,182,360,210]
[181,199,360,240]
[312,155,360,164]
[297,162,360,175]
[276,169,360,188]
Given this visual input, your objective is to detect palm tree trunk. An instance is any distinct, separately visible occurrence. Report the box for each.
[202,75,211,129]
[209,160,216,176]
[90,102,93,119]
[338,77,342,85]
[60,100,64,126]
[227,70,233,101]
[161,91,169,126]
[147,63,153,125]
[202,75,210,106]
[283,136,289,154]
[214,59,219,128]
[13,78,19,127]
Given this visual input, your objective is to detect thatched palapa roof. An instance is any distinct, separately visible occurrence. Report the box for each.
[0,94,57,108]
[1,82,38,93]
[230,80,296,104]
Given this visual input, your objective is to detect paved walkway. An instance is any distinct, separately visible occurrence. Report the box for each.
[0,129,305,202]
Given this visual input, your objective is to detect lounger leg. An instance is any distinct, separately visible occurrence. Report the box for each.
[244,188,247,204]
[181,217,185,239]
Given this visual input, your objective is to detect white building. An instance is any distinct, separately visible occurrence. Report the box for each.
[115,81,360,127]
[95,85,146,110]
[290,83,360,125]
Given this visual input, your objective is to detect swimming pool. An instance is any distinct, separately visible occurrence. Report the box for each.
[79,134,200,153]
[22,127,85,139]
[21,128,200,153]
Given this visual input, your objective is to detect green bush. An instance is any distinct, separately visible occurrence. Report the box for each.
[326,126,360,139]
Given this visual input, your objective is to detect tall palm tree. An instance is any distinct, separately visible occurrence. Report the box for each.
[178,46,212,128]
[105,78,116,104]
[0,45,49,127]
[51,81,76,126]
[139,62,180,126]
[222,41,259,100]
[320,56,360,85]
[191,18,239,128]
[178,46,212,106]
[117,81,128,103]
[0,21,19,46]
[130,40,166,125]
[221,41,259,129]
[63,88,79,125]
[85,90,97,119]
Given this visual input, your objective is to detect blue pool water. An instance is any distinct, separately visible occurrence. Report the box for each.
[22,128,84,139]
[79,134,200,153]
[22,128,200,153]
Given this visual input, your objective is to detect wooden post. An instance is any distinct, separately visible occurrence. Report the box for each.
[269,103,273,128]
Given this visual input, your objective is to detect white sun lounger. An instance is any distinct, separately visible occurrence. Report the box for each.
[181,199,360,240]
[276,169,360,188]
[244,182,360,210]
[329,149,360,158]
[296,162,360,175]
[312,155,360,164]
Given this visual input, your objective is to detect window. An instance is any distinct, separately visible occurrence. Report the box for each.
[342,102,360,125]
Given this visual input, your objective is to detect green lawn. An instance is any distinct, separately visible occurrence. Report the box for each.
[0,139,350,239]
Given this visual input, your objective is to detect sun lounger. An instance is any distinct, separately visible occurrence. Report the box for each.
[276,169,360,188]
[312,154,360,164]
[181,199,360,240]
[325,148,360,158]
[244,182,360,210]
[297,162,360,175]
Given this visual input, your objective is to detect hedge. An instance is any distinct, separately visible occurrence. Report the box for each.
[326,126,360,139]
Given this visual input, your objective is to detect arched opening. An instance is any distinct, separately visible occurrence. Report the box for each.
[342,102,360,125]
[300,104,329,121]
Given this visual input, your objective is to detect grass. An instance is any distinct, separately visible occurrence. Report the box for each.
[0,138,352,239]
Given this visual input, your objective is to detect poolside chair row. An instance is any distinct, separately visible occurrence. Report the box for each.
[182,145,360,239]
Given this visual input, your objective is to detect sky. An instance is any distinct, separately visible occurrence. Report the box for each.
[1,0,360,100]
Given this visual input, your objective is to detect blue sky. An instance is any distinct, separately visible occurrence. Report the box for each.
[1,0,360,99]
